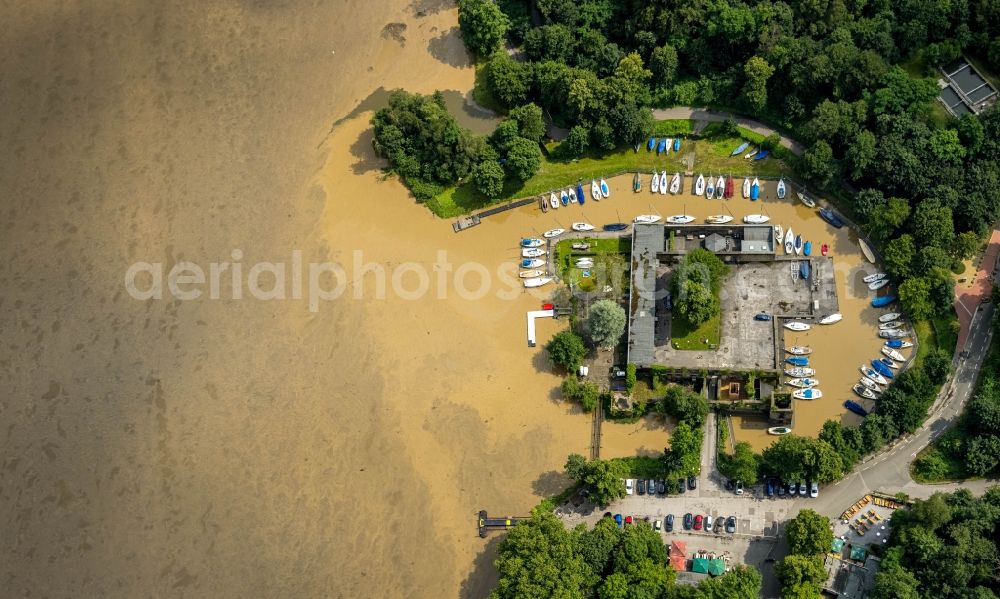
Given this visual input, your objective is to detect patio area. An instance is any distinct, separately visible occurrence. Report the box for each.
[832,494,900,553]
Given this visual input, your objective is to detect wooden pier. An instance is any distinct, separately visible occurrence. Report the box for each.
[452,198,535,233]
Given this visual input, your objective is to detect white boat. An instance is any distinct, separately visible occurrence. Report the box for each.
[860,365,888,386]
[715,175,725,199]
[660,170,668,195]
[819,313,843,325]
[706,177,715,198]
[706,215,734,224]
[523,277,553,288]
[784,321,811,331]
[787,378,819,388]
[862,272,887,284]
[881,347,905,362]
[695,174,706,196]
[786,346,812,355]
[793,389,823,400]
[859,239,876,264]
[745,148,759,159]
[784,228,794,255]
[575,260,594,268]
[522,248,546,258]
[854,384,877,400]
[591,179,601,201]
[666,214,695,224]
[651,172,660,194]
[634,214,661,224]
[600,178,610,198]
[878,312,902,323]
[785,367,816,377]
[777,178,786,199]
[878,329,906,339]
[744,214,770,224]
[521,238,544,248]
[774,225,783,245]
[858,377,881,393]
[543,228,565,238]
[768,426,792,436]
[886,340,913,349]
[550,192,559,210]
[670,172,681,194]
[519,269,543,278]
[560,189,569,206]
[568,187,577,203]
[521,258,544,268]
[664,137,673,151]
[879,321,902,330]
[797,191,816,209]
[572,222,595,232]
[571,243,589,250]
[742,177,750,198]
[869,278,889,291]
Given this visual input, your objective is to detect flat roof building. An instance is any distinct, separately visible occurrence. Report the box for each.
[939,59,998,117]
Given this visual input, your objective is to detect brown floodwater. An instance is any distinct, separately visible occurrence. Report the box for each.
[0,4,903,596]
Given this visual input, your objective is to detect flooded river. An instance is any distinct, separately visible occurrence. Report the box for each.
[0,3,899,596]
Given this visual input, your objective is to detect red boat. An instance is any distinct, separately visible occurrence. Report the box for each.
[821,244,829,256]
[725,176,734,198]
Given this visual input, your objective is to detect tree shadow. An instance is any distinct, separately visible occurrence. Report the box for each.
[411,0,453,17]
[532,469,570,497]
[348,127,384,175]
[427,27,470,68]
[459,536,501,599]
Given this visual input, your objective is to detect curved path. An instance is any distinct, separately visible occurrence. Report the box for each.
[651,107,806,157]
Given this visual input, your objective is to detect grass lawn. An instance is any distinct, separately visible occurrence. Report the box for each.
[427,126,797,218]
[553,236,630,292]
[913,310,959,368]
[671,311,721,351]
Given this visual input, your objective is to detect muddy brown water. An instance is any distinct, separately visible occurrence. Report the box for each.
[0,3,900,596]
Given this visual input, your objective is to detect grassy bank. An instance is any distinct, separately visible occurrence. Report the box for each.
[913,310,959,368]
[671,312,721,350]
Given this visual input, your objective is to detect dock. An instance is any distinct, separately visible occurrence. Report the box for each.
[526,309,555,347]
[478,510,528,537]
[452,198,535,232]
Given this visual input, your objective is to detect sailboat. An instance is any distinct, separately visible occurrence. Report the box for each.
[767,426,792,435]
[785,367,815,377]
[521,258,544,269]
[803,241,812,256]
[731,141,750,156]
[794,235,802,255]
[742,177,750,199]
[543,228,565,238]
[878,312,902,323]
[784,321,811,331]
[786,346,812,355]
[715,175,725,200]
[664,138,673,152]
[522,248,546,258]
[539,194,548,213]
[776,178,786,199]
[796,191,816,209]
[647,137,656,151]
[745,147,759,159]
[633,172,641,192]
[519,269,544,279]
[550,192,559,210]
[750,177,760,201]
[560,189,569,206]
[576,183,585,206]
[521,238,544,248]
[793,389,823,400]
[635,214,661,224]
[523,277,553,288]
[600,178,610,198]
[706,177,715,198]
[695,174,706,196]
[858,377,881,393]
[744,214,770,224]
[666,213,695,224]
[572,222,595,232]
[859,239,876,264]
[670,172,681,194]
[853,385,877,400]
[651,171,660,194]
[774,225,783,245]
[787,378,819,388]
[673,138,680,151]
[706,214,734,224]
[657,138,667,154]
[660,170,668,195]
[591,179,601,201]
[819,313,843,325]
[863,272,887,284]
[881,347,905,362]
[568,187,577,203]
[869,278,890,291]
[784,228,794,255]
[725,176,734,199]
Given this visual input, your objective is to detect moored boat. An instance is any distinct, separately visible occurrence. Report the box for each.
[871,359,894,379]
[774,225,783,244]
[786,346,812,355]
[660,170,668,195]
[725,176,734,198]
[568,187,577,203]
[863,272,887,283]
[706,177,715,198]
[777,178,786,199]
[799,261,810,280]
[715,175,725,199]
[859,239,876,263]
[785,356,809,366]
[706,215,734,224]
[872,295,897,308]
[550,192,559,210]
[794,388,823,400]
[657,138,667,154]
[647,137,656,151]
[860,365,887,386]
[853,384,877,400]
[572,222,595,232]
[745,147,759,159]
[519,269,543,278]
[787,378,819,388]
[521,238,544,248]
[844,400,868,417]
[576,183,586,205]
[602,223,628,232]
[634,214,661,224]
[869,278,889,291]
[744,214,770,224]
[878,312,902,323]
[784,321,811,331]
[819,313,843,325]
[571,243,590,250]
[858,377,881,393]
[821,243,828,256]
[803,241,812,256]
[669,172,680,194]
[753,149,770,161]
[651,171,660,194]
[599,178,610,198]
[878,329,906,339]
[664,138,673,152]
[521,258,545,269]
[666,214,695,224]
[522,248,546,258]
[767,426,792,435]
[784,228,794,255]
[543,228,564,238]
[878,321,902,330]
[885,339,913,349]
[539,194,548,213]
[796,191,816,208]
[819,207,845,228]
[523,276,553,288]
[560,189,569,206]
[742,177,751,199]
[673,138,680,151]
[794,235,802,255]
[591,179,601,201]
[881,347,905,362]
[695,174,706,196]
[879,357,899,370]
[785,367,816,377]
[750,177,760,200]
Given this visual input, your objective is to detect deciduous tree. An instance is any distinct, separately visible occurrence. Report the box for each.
[588,300,627,349]
[458,0,510,57]
[547,330,586,371]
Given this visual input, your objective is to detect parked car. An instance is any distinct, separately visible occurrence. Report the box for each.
[614,514,623,528]
[683,513,693,530]
[611,367,626,378]
[735,480,744,495]
[798,481,807,496]
[647,479,656,494]
[678,478,687,493]
[654,519,662,531]
[726,516,737,534]
[694,515,704,530]
[776,482,785,497]
[665,514,674,532]
[687,475,697,490]
[810,481,819,498]
[705,515,713,530]
[637,479,646,495]
[765,480,774,497]
[784,482,794,495]
[625,479,634,495]
[714,518,724,533]
[656,479,666,495]
[754,312,772,321]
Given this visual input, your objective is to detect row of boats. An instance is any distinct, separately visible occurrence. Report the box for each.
[639,172,786,202]
[645,136,682,154]
[847,311,912,415]
[730,141,771,161]
[538,179,611,212]
[783,345,823,400]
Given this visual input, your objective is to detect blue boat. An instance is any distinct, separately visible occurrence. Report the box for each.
[673,138,681,151]
[819,208,845,228]
[731,141,750,156]
[886,339,904,349]
[872,359,895,379]
[560,190,569,206]
[657,138,667,154]
[872,295,897,308]
[799,261,810,279]
[786,356,809,366]
[803,241,812,256]
[648,137,656,151]
[603,223,628,232]
[753,149,770,161]
[576,184,586,206]
[844,400,868,417]
[795,235,802,253]
[750,181,759,200]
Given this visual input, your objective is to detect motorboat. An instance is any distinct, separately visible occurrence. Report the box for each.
[602,223,628,232]
[844,400,869,417]
[669,172,680,194]
[821,243,828,256]
[634,214,661,224]
[878,329,906,339]
[560,189,569,206]
[750,177,760,200]
[872,295,897,308]
[819,313,843,325]
[785,367,816,377]
[731,141,750,156]
[794,235,802,255]
[871,359,894,379]
[519,269,544,278]
[706,177,715,198]
[660,170,668,195]
[853,384,877,400]
[785,356,809,366]
[879,357,899,370]
[753,150,770,161]
[599,178,610,198]
[647,137,656,151]
[777,178,786,199]
[799,261,811,280]
[863,272,887,284]
[784,321,811,331]
[784,228,794,255]
[869,278,889,291]
[576,183,586,205]
[881,347,905,362]
[571,243,590,250]
[523,277,553,288]
[651,171,660,194]
[745,147,759,159]
[521,238,544,248]
[774,225,783,245]
[797,192,816,209]
[744,214,770,224]
[657,138,667,154]
[568,187,577,203]
[878,312,902,323]
[572,222,595,232]
[539,194,548,213]
[695,174,706,196]
[878,321,902,330]
[803,241,812,256]
[591,179,601,201]
[819,208,845,228]
[673,138,680,151]
[860,365,887,386]
[521,258,544,269]
[706,215,734,224]
[787,378,819,388]
[858,377,881,393]
[715,175,725,199]
[550,192,559,210]
[786,346,812,355]
[666,214,695,224]
[543,228,565,239]
[632,172,641,193]
[859,239,876,263]
[767,426,792,435]
[885,339,913,349]
[794,388,823,400]
[522,248,546,258]
[742,177,751,199]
